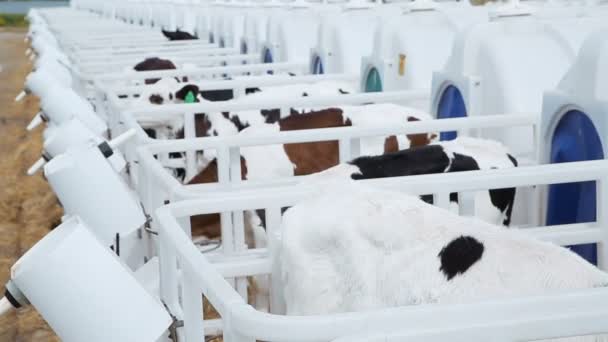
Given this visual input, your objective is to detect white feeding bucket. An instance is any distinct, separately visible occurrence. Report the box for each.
[27,118,99,175]
[1,216,171,342]
[44,134,145,247]
[16,67,69,102]
[33,54,73,85]
[28,87,107,136]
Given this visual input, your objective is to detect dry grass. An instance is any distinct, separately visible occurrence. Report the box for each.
[0,28,62,341]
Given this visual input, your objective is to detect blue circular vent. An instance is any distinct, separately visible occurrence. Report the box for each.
[547,110,603,265]
[364,67,382,93]
[437,85,467,141]
[313,56,324,75]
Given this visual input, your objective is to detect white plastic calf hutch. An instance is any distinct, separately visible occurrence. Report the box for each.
[430,8,605,153]
[261,5,326,65]
[430,9,607,260]
[241,2,285,55]
[310,2,380,75]
[538,30,608,265]
[360,1,487,111]
[216,2,251,49]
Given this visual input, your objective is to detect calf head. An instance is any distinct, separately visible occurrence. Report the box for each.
[133,57,177,85]
[175,84,200,103]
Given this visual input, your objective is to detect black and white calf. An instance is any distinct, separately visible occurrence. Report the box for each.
[305,137,518,227]
[280,182,608,322]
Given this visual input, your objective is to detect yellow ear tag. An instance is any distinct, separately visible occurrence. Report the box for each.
[398,54,407,76]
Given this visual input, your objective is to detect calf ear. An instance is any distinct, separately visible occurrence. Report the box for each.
[507,153,518,167]
[383,135,399,153]
[406,116,435,148]
[175,84,200,101]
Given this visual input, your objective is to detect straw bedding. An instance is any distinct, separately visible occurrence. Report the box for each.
[0,28,61,342]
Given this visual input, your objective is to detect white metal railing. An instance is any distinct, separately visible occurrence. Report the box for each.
[137,109,539,307]
[84,61,309,105]
[135,111,538,213]
[112,90,428,186]
[154,159,608,342]
[102,73,358,102]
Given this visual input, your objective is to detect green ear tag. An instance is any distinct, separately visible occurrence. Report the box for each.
[185,91,196,103]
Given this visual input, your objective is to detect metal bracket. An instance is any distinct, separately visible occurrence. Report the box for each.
[143,215,158,235]
[195,239,222,254]
[164,304,184,342]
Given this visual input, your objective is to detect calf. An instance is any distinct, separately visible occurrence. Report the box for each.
[174,84,262,103]
[306,137,518,227]
[280,182,608,330]
[136,82,201,141]
[186,105,436,237]
[161,29,198,41]
[133,57,182,85]
[174,80,357,136]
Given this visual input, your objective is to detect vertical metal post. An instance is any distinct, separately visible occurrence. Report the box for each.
[339,139,351,164]
[184,111,197,181]
[596,177,608,270]
[182,264,205,342]
[266,207,286,314]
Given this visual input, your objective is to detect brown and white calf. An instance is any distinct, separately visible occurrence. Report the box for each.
[185,104,437,238]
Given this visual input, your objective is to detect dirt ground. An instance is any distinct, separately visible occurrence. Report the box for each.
[0,28,62,341]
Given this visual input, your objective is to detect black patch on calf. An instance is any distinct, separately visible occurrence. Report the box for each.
[174,168,186,182]
[262,109,282,124]
[200,89,234,102]
[161,29,198,41]
[261,108,304,124]
[227,114,249,132]
[447,153,480,173]
[421,193,459,206]
[143,128,157,139]
[489,187,516,226]
[245,87,261,94]
[489,153,519,226]
[507,153,518,167]
[149,94,164,105]
[256,207,290,229]
[133,57,177,85]
[349,145,451,180]
[438,236,484,280]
